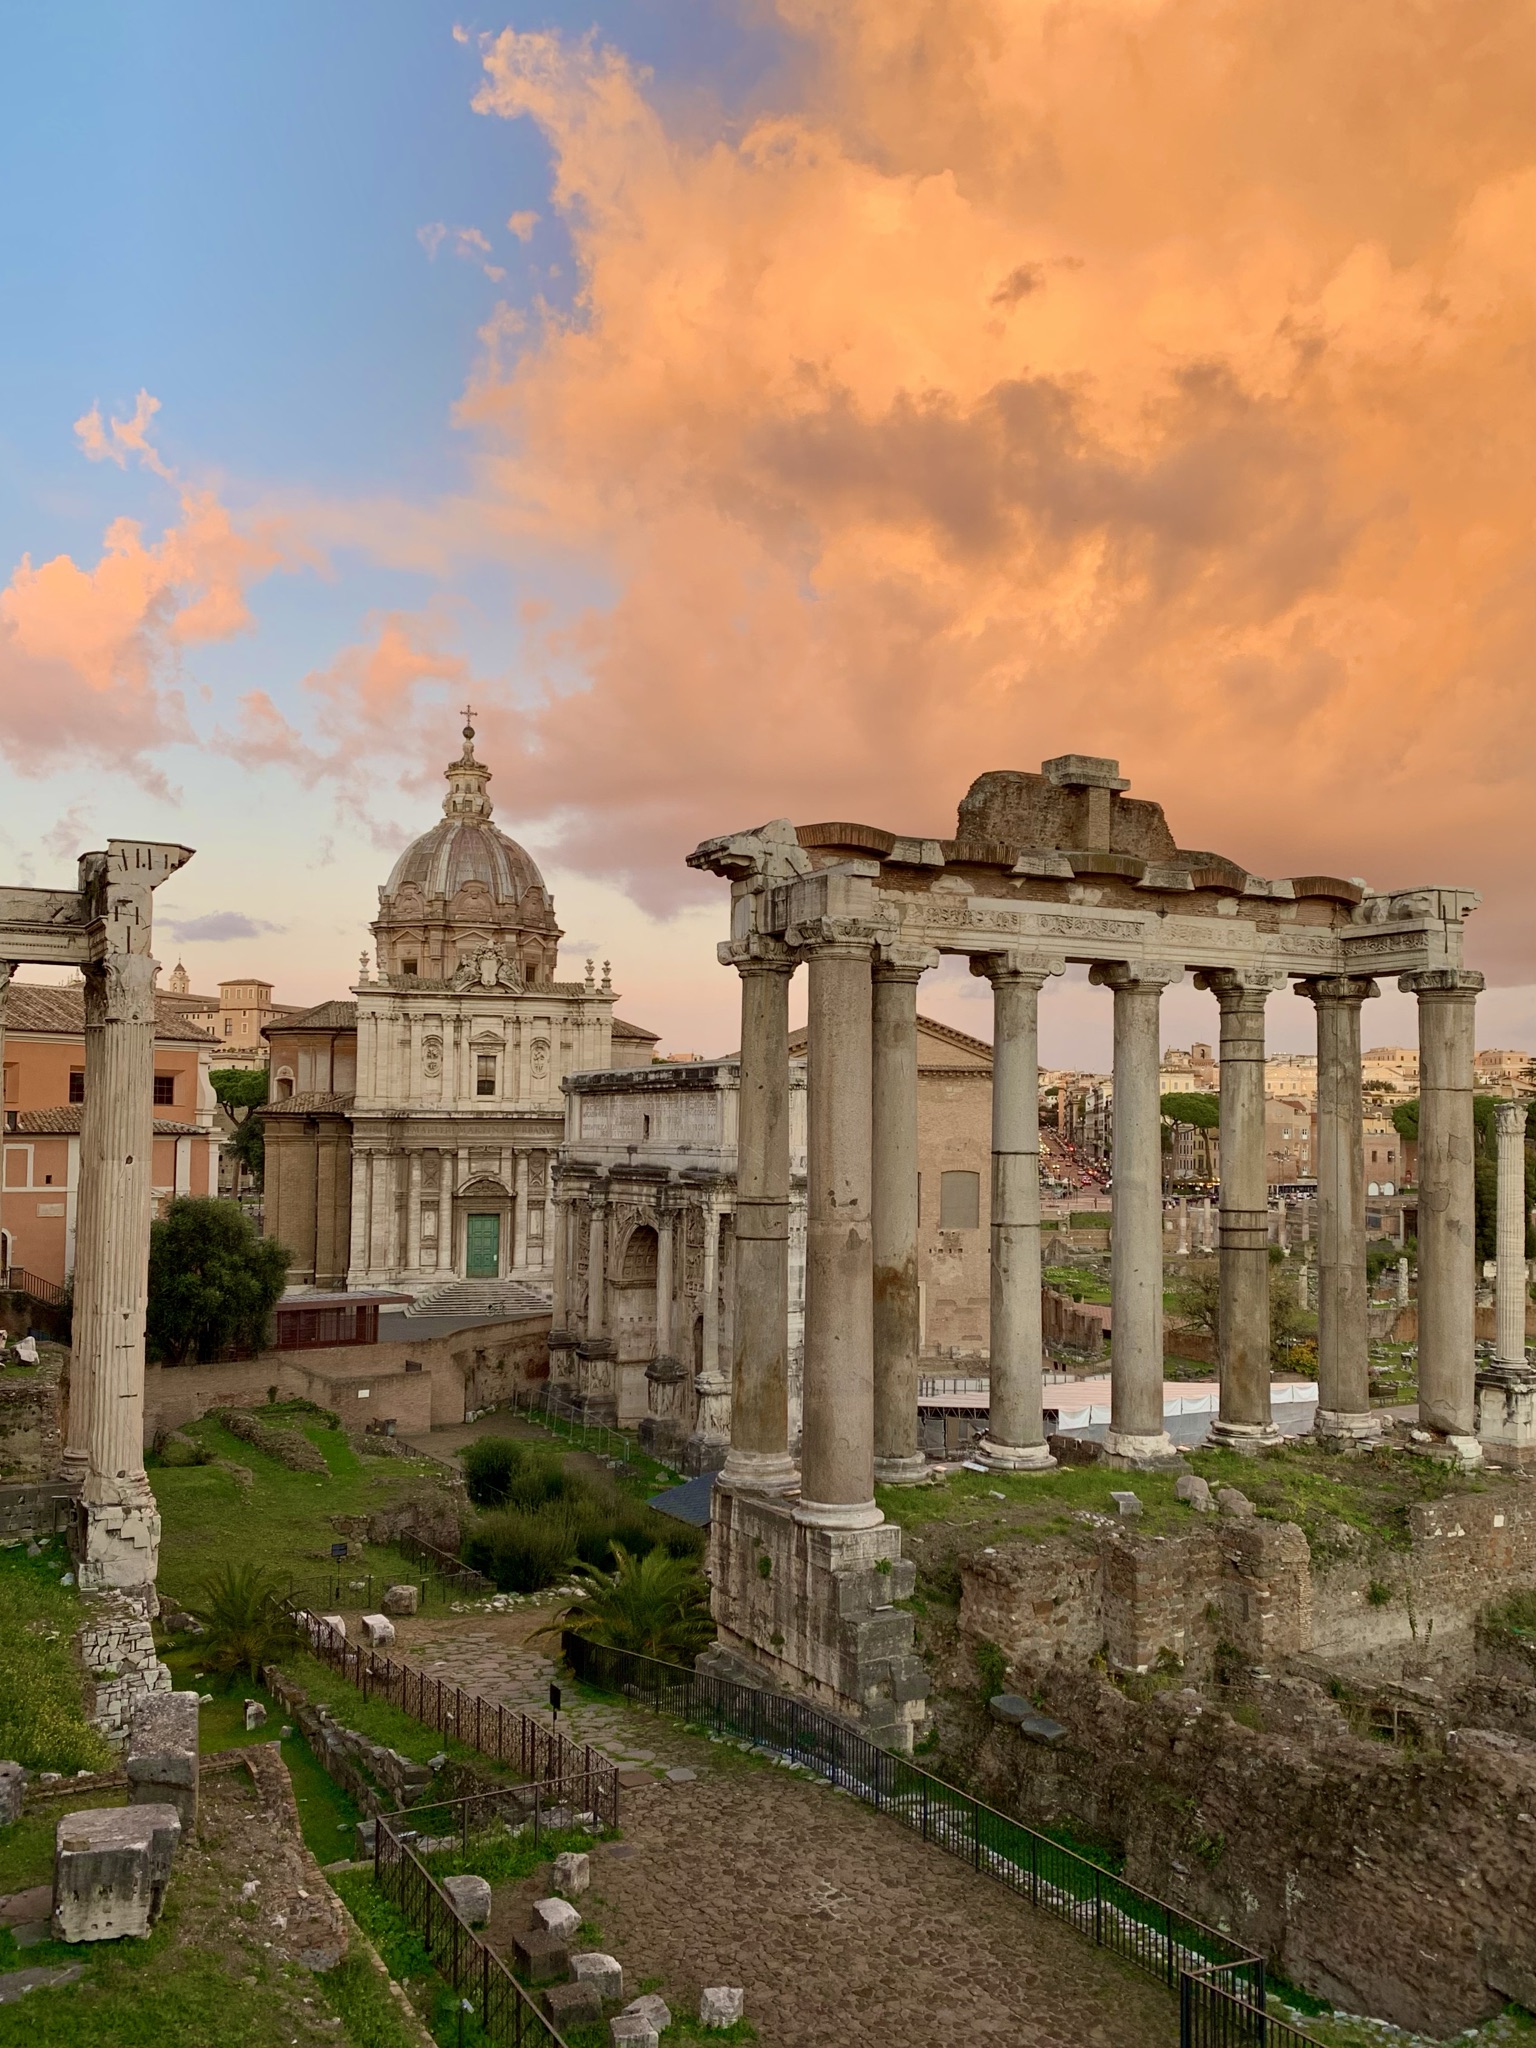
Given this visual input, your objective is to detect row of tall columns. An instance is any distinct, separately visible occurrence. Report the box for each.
[1495,1100,1529,1369]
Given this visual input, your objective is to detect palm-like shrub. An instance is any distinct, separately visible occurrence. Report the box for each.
[187,1562,298,1683]
[540,1544,714,1664]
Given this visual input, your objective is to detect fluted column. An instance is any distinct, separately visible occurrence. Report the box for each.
[1300,976,1380,1441]
[795,918,882,1529]
[550,1186,572,1328]
[720,944,799,1494]
[1201,970,1283,1449]
[513,1150,530,1270]
[76,953,161,1591]
[655,1206,674,1359]
[436,1152,451,1270]
[1403,969,1483,1443]
[973,952,1061,1471]
[1091,963,1182,1461]
[872,945,936,1484]
[1494,1101,1528,1368]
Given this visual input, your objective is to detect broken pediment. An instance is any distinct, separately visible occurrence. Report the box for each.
[954,760,1180,863]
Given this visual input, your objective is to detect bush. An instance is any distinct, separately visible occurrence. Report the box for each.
[461,1436,523,1507]
[464,1507,579,1592]
[188,1561,300,1683]
[503,1456,580,1514]
[158,1431,214,1467]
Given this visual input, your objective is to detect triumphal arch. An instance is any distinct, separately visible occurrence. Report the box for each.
[690,755,1483,1746]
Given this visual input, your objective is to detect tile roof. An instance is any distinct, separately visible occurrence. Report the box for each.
[262,1092,355,1116]
[612,1016,660,1041]
[5,986,215,1044]
[13,1107,206,1137]
[264,1000,358,1034]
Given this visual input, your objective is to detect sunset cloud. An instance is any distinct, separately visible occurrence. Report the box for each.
[418,221,506,283]
[429,3,1536,981]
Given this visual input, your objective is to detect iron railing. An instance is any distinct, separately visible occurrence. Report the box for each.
[505,1381,633,1464]
[294,1609,620,1829]
[562,1636,1330,2046]
[374,1808,571,2047]
[1,1265,68,1309]
[395,1529,495,1596]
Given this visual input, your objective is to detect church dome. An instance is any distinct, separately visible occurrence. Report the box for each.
[373,718,561,985]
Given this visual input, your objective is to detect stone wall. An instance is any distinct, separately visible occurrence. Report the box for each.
[0,1345,65,1481]
[81,1589,171,1743]
[1041,1289,1106,1360]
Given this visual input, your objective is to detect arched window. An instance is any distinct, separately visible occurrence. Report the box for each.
[275,1068,295,1101]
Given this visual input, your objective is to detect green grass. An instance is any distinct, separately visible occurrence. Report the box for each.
[273,1649,523,1788]
[1267,1995,1536,2047]
[879,1460,1195,1544]
[332,1871,488,2047]
[1044,1263,1111,1303]
[0,1537,114,1773]
[151,1408,450,1607]
[315,1948,425,2048]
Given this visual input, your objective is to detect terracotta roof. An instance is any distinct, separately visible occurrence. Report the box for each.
[263,1092,355,1116]
[13,1107,206,1137]
[264,1000,358,1035]
[6,986,215,1044]
[612,1016,660,1042]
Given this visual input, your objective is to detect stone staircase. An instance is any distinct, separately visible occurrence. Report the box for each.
[401,1276,552,1319]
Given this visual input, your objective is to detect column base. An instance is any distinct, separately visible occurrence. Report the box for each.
[1476,1365,1536,1466]
[76,1479,162,1594]
[1103,1428,1180,1468]
[1311,1408,1383,1447]
[1207,1420,1285,1455]
[718,1448,801,1496]
[972,1437,1057,1473]
[873,1453,931,1486]
[793,1495,885,1531]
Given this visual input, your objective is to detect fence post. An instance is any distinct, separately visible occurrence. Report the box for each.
[1179,1972,1191,2048]
[1093,1866,1103,1947]
[972,1796,981,1872]
[1029,1826,1038,1907]
[1165,1902,1173,1986]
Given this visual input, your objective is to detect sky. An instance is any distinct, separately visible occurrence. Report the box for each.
[3,0,1534,1068]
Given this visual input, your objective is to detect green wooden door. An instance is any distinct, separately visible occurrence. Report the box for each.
[465,1212,500,1277]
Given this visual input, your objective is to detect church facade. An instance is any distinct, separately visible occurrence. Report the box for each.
[261,719,657,1293]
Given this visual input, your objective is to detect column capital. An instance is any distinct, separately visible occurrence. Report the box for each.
[1194,967,1286,1000]
[1089,960,1184,992]
[1296,974,1381,1008]
[1495,1100,1529,1137]
[1398,968,1485,998]
[873,941,940,983]
[968,950,1065,988]
[784,915,882,958]
[718,935,799,975]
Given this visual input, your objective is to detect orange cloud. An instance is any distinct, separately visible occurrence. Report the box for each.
[0,397,293,785]
[418,221,507,283]
[438,5,1536,981]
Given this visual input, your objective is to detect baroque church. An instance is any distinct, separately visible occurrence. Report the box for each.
[261,717,657,1295]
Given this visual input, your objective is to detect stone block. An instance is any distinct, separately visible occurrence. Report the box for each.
[988,1694,1067,1744]
[609,2018,660,2048]
[552,1849,590,1896]
[1217,1487,1255,1519]
[442,1874,491,1925]
[512,1927,569,1983]
[572,1951,623,2000]
[126,1691,200,1832]
[533,1895,581,1939]
[623,1993,672,2032]
[354,1819,378,1860]
[360,1613,395,1648]
[1476,1366,1536,1465]
[317,1613,346,1643]
[1174,1474,1213,1512]
[244,1699,267,1731]
[700,1986,746,2028]
[53,1803,181,1942]
[1110,1490,1143,1518]
[0,1763,24,1826]
[544,1980,603,2027]
[381,1582,419,1616]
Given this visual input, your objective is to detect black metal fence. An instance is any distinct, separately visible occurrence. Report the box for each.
[395,1529,495,1597]
[1,1264,68,1309]
[563,1636,1329,2048]
[295,1609,620,1831]
[374,1808,570,2047]
[505,1381,632,1464]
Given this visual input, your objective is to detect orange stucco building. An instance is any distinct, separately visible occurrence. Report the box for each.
[1,985,221,1287]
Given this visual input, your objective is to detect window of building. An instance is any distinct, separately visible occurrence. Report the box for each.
[939,1170,980,1230]
[2,1065,15,1105]
[223,1017,232,1036]
[642,1114,651,1139]
[476,1054,496,1096]
[403,959,418,977]
[153,1074,175,1105]
[68,1070,85,1104]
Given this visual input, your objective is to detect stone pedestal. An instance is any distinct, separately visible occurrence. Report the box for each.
[53,1803,181,1942]
[1475,1365,1536,1466]
[571,1339,618,1426]
[127,1689,199,1832]
[81,1589,170,1744]
[704,1481,927,1750]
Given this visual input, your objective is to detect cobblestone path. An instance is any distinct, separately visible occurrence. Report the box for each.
[394,1611,1179,2047]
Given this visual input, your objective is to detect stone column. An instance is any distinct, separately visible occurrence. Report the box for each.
[1396,1255,1411,1308]
[655,1208,674,1359]
[550,1188,571,1326]
[700,1196,720,1381]
[1300,977,1380,1441]
[974,953,1061,1471]
[795,920,882,1528]
[1494,1102,1528,1367]
[75,954,161,1591]
[62,962,105,1486]
[871,945,936,1484]
[692,1194,731,1457]
[1200,971,1283,1450]
[1403,969,1484,1446]
[513,1150,530,1271]
[720,945,799,1495]
[436,1152,452,1270]
[1090,963,1181,1462]
[1177,1199,1189,1256]
[405,1151,422,1274]
[587,1201,607,1339]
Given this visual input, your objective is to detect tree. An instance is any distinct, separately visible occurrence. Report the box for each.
[538,1544,714,1663]
[1392,1094,1535,1260]
[188,1562,298,1684]
[211,1068,268,1189]
[146,1196,289,1365]
[1160,1092,1220,1130]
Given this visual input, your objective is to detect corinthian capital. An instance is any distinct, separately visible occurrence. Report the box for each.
[1296,975,1381,1007]
[1397,969,1485,998]
[875,940,941,982]
[1193,967,1286,1000]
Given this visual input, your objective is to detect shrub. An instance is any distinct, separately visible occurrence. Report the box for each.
[503,1456,581,1514]
[539,1544,714,1663]
[146,1195,289,1364]
[187,1562,300,1684]
[464,1507,579,1593]
[158,1431,214,1467]
[461,1436,524,1507]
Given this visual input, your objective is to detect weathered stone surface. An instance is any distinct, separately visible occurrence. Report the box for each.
[442,1873,491,1925]
[987,1694,1066,1744]
[533,1895,581,1940]
[544,1980,602,2026]
[700,1985,745,2028]
[512,1927,569,1983]
[354,1818,377,1860]
[381,1582,419,1616]
[1110,1490,1142,1518]
[244,1699,267,1731]
[359,1613,395,1648]
[126,1689,199,1830]
[53,1803,181,1942]
[1174,1474,1213,1512]
[0,1764,24,1825]
[622,1993,672,2032]
[609,2017,660,2048]
[552,1849,590,1896]
[571,1951,623,2000]
[0,1964,85,2004]
[1217,1487,1255,1518]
